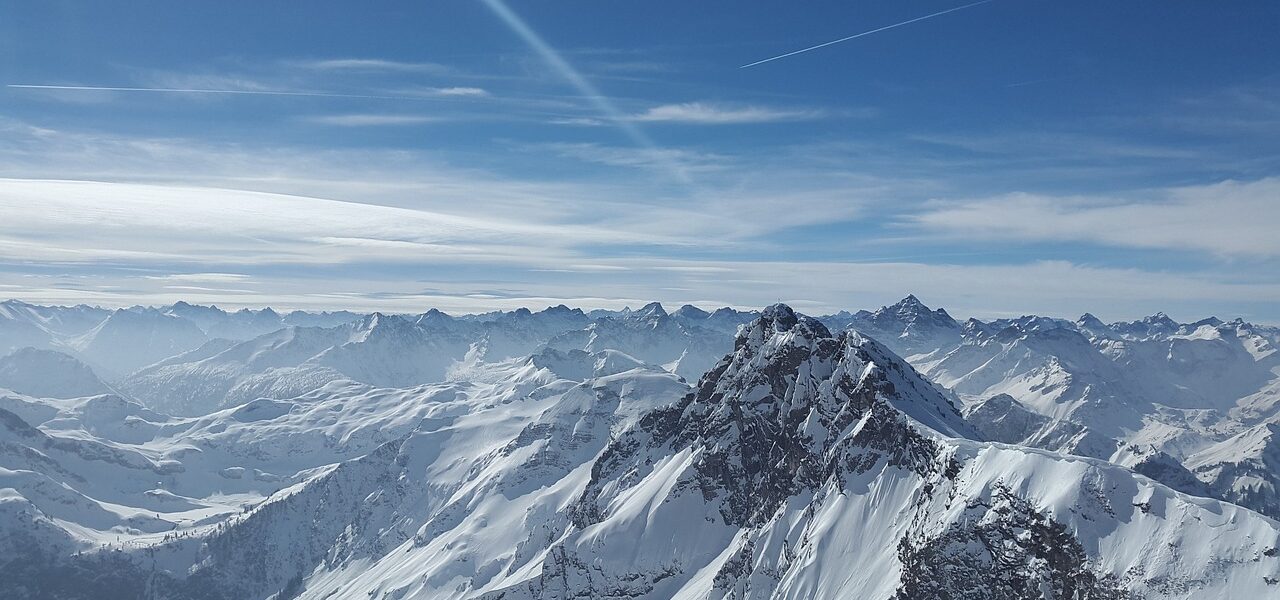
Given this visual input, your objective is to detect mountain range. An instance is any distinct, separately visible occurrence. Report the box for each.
[2,297,1279,599]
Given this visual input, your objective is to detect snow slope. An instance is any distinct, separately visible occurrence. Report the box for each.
[120,314,474,416]
[0,347,113,399]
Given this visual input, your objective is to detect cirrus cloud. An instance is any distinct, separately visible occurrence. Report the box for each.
[628,102,828,124]
[910,178,1280,257]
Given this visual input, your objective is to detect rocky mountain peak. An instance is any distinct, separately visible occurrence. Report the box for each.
[577,305,966,529]
[672,304,710,320]
[962,317,994,337]
[1077,312,1106,328]
[732,303,831,356]
[874,295,959,331]
[632,301,668,320]
[415,308,454,330]
[898,293,924,307]
[540,304,582,316]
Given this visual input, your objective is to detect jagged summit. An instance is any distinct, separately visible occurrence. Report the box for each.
[1190,316,1224,328]
[825,295,964,357]
[353,311,393,333]
[711,304,967,441]
[575,304,968,534]
[874,295,958,326]
[539,303,583,316]
[753,301,824,334]
[415,307,456,330]
[631,301,668,320]
[1077,312,1105,327]
[962,316,994,337]
[897,293,924,307]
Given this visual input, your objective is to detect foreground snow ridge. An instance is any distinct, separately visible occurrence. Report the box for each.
[1,301,1278,599]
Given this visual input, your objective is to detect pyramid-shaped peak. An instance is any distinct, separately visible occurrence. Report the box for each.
[633,302,667,319]
[1077,312,1104,325]
[883,294,934,315]
[963,317,993,334]
[417,308,453,326]
[873,295,959,330]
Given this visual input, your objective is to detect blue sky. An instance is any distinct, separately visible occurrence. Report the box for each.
[1,0,1278,322]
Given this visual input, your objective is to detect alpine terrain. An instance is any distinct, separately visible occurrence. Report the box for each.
[1,298,1279,599]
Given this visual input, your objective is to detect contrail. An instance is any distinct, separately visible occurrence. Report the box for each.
[6,84,422,101]
[740,0,996,68]
[479,0,691,183]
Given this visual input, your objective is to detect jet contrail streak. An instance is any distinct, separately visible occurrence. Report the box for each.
[740,0,996,68]
[6,84,420,100]
[479,0,690,183]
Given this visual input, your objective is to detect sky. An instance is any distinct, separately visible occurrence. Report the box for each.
[1,0,1279,323]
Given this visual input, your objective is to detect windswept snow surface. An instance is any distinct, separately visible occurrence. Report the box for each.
[3,299,1280,598]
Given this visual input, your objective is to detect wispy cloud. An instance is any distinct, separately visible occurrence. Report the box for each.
[144,273,252,283]
[1,117,1275,320]
[585,59,675,75]
[304,114,444,126]
[5,250,1278,321]
[909,178,1280,257]
[7,84,425,101]
[539,142,727,173]
[628,102,827,124]
[0,178,657,268]
[418,86,490,97]
[295,58,453,74]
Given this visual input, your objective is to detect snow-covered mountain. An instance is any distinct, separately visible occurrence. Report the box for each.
[545,302,734,380]
[0,348,113,399]
[823,294,963,359]
[1186,422,1280,519]
[822,295,1280,520]
[4,303,1279,599]
[118,304,729,417]
[67,308,211,378]
[118,313,473,416]
[0,300,110,354]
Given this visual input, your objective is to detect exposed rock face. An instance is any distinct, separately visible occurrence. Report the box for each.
[575,304,967,530]
[895,485,1129,600]
[1188,423,1280,519]
[825,295,963,357]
